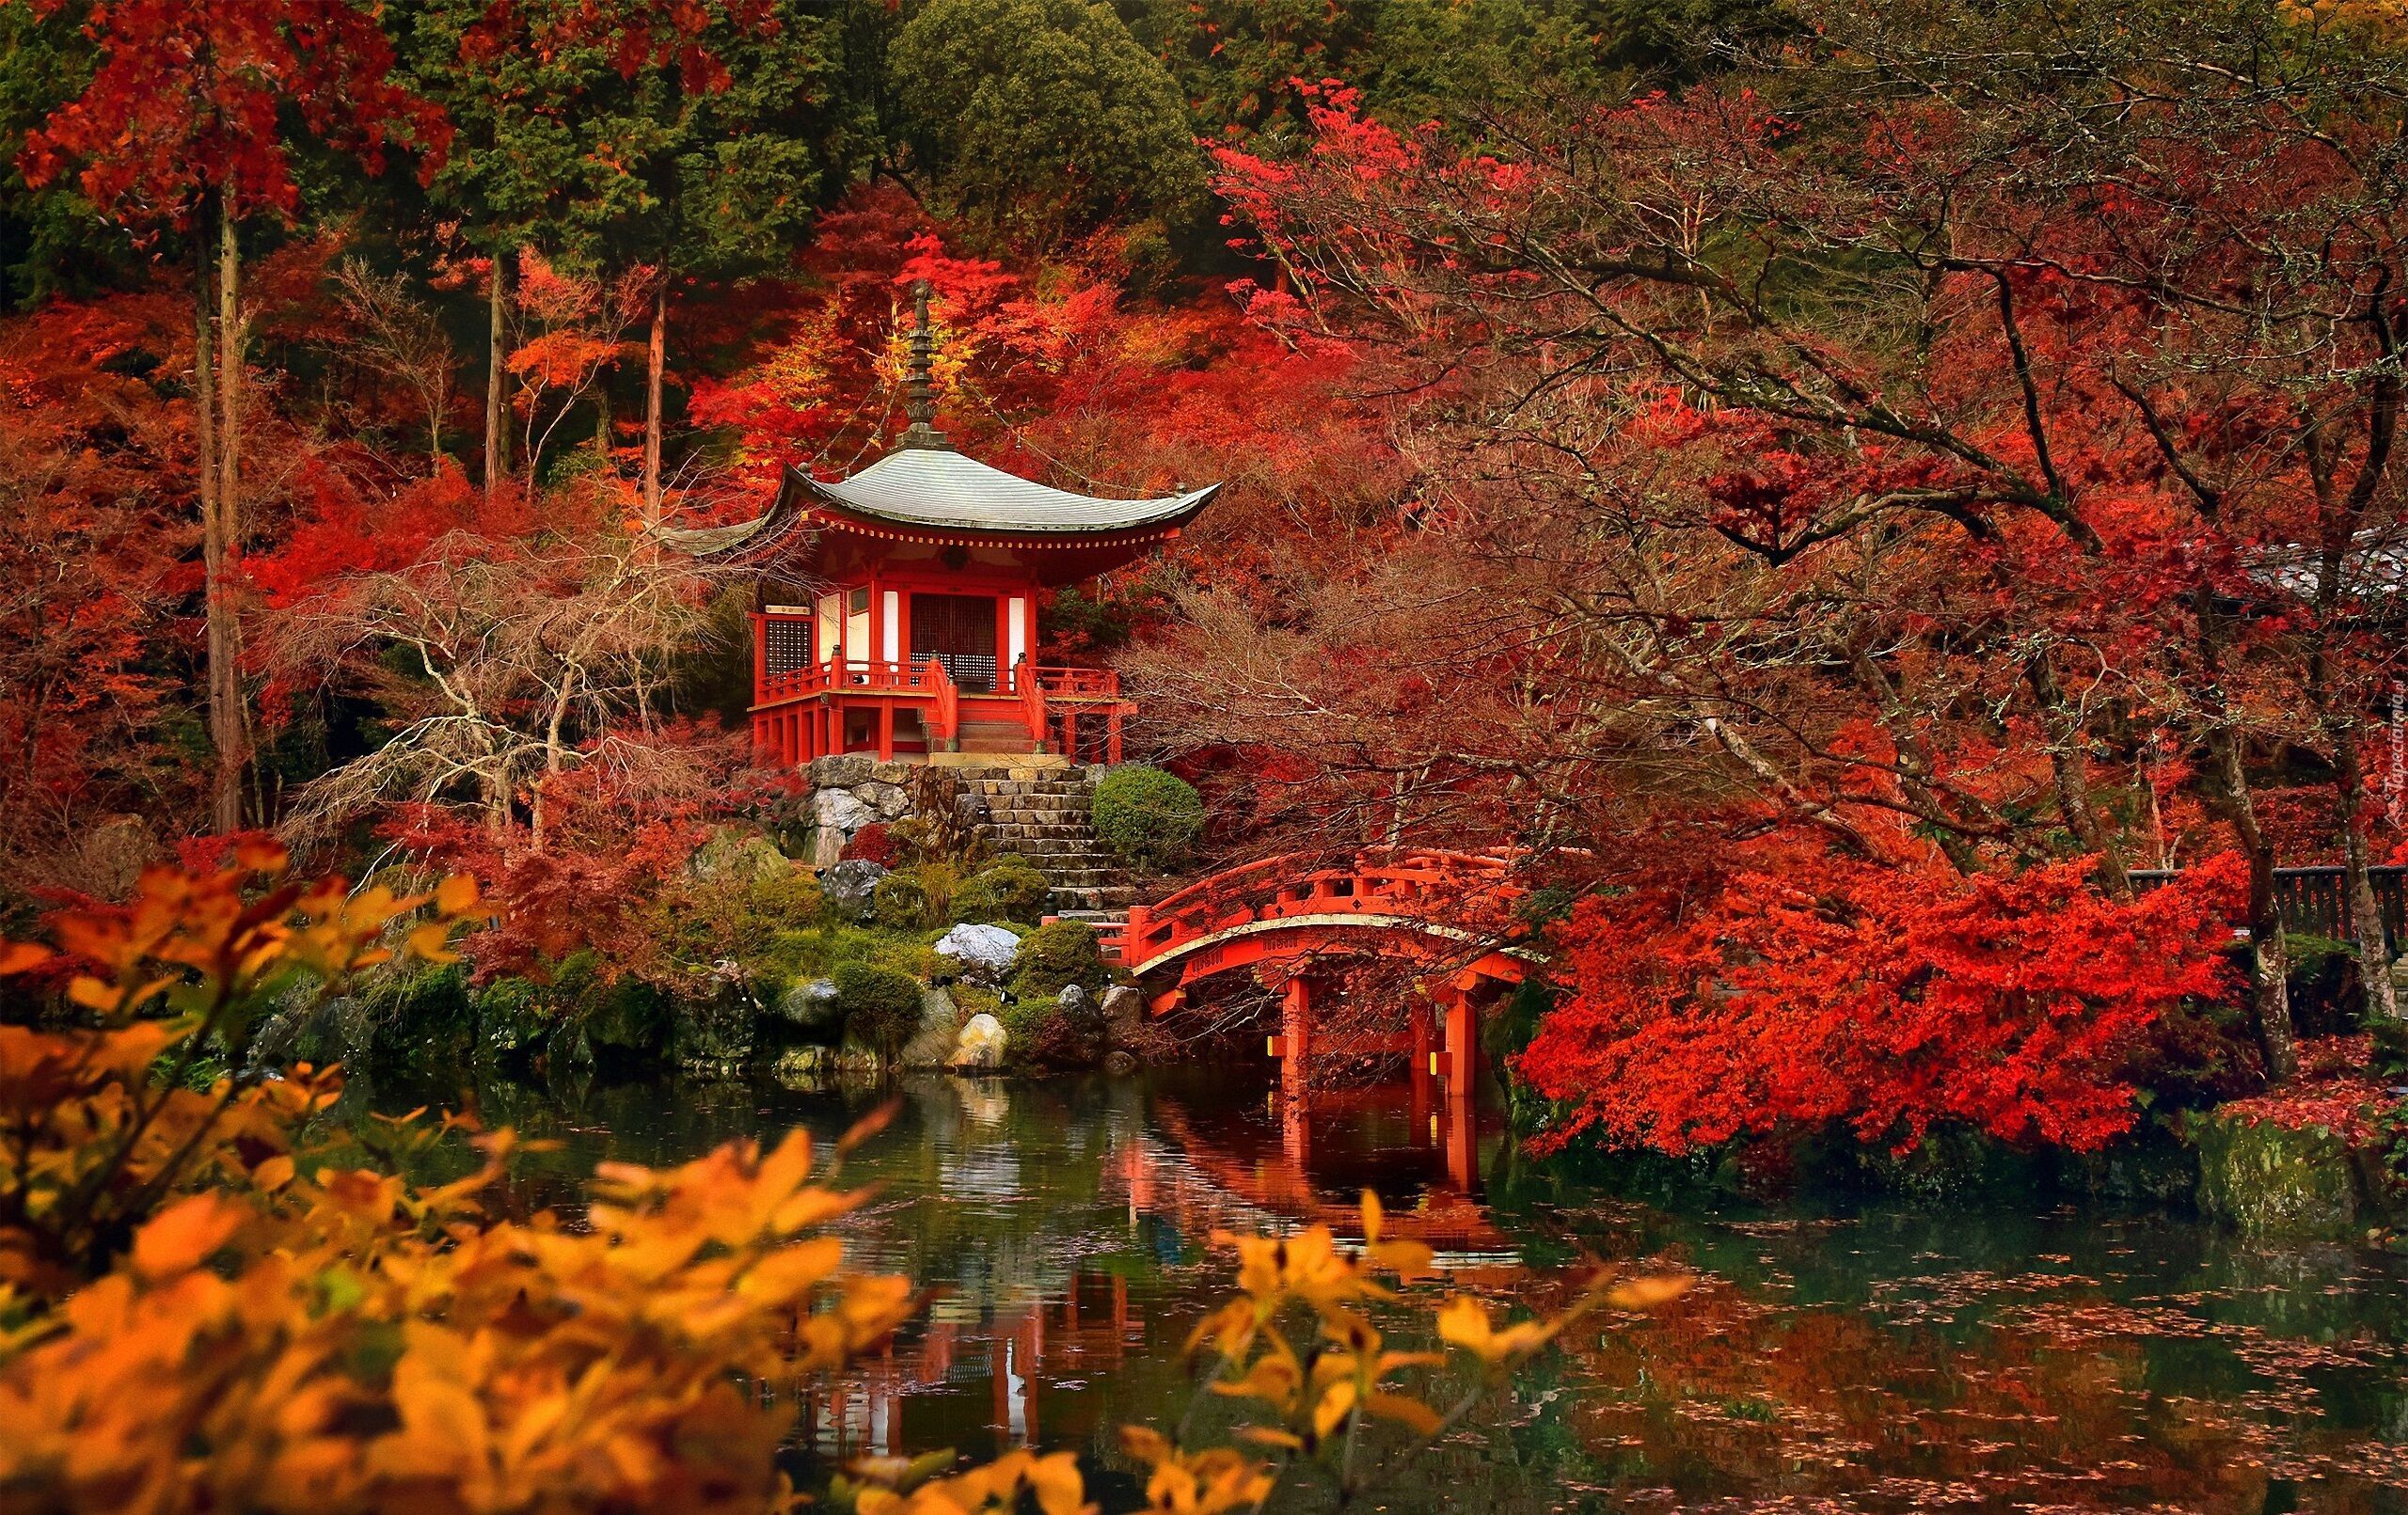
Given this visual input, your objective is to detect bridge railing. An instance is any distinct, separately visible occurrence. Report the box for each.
[2131,864,2405,943]
[1121,849,1523,972]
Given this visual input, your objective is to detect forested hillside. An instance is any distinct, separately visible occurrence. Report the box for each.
[2,0,2404,1154]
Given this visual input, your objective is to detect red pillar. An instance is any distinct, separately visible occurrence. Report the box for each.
[1281,976,1311,1089]
[1106,710,1123,765]
[751,610,768,699]
[1442,987,1476,1086]
[1440,986,1479,1192]
[1411,997,1434,1137]
[877,702,895,762]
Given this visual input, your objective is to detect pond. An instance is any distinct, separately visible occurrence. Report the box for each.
[378,1067,2408,1513]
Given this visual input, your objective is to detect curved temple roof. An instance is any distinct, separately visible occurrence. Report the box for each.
[655,450,1219,564]
[794,448,1216,534]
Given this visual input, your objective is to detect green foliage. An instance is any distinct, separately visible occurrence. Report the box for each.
[892,0,1203,235]
[953,857,1052,924]
[1008,918,1104,1001]
[834,961,924,1062]
[996,990,1053,1068]
[1092,765,1202,875]
[401,0,867,279]
[871,871,931,930]
[469,975,550,1064]
[357,964,476,1072]
[2286,933,2359,1038]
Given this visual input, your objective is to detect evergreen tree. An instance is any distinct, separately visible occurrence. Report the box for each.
[892,0,1204,241]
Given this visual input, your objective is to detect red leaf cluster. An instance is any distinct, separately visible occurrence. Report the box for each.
[1521,852,2248,1155]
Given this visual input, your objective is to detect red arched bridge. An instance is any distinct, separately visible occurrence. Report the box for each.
[1089,849,1540,1169]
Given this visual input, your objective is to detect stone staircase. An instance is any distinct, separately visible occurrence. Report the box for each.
[968,765,1139,913]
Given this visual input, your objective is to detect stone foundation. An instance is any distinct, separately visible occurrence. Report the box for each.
[794,755,1132,911]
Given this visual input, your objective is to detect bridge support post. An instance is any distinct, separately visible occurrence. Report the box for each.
[1411,999,1434,1138]
[1281,975,1311,1089]
[1438,986,1479,1192]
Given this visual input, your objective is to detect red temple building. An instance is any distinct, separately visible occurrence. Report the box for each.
[673,286,1218,766]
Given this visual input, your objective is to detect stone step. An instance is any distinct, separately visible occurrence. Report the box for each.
[991,835,1101,855]
[1051,885,1142,910]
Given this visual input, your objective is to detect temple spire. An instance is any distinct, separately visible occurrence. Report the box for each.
[899,279,949,451]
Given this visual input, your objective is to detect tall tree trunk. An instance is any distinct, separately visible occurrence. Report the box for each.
[2026,655,2131,898]
[484,249,511,498]
[2337,722,2400,1020]
[642,276,666,525]
[194,218,238,836]
[2209,722,2299,1080]
[215,204,255,831]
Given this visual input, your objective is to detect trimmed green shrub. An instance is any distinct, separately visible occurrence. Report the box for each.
[1009,919,1105,1001]
[997,993,1052,1069]
[750,868,826,928]
[1092,765,1202,875]
[953,857,1052,924]
[871,873,929,931]
[834,962,923,1062]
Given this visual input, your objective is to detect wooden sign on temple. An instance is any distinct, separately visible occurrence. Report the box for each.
[669,283,1218,766]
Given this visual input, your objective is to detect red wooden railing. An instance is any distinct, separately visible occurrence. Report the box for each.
[930,661,959,748]
[1118,849,1523,975]
[1016,655,1049,751]
[1036,666,1121,701]
[757,656,959,706]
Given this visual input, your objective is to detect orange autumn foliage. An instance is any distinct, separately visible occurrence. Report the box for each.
[0,854,1684,1514]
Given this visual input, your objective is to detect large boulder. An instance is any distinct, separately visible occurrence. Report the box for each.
[855,781,911,821]
[813,786,876,833]
[689,829,791,886]
[770,1045,833,1087]
[2190,1110,2374,1239]
[1101,985,1146,1047]
[671,986,755,1075]
[934,923,1022,986]
[952,1012,1007,1071]
[900,986,964,1068]
[820,859,889,922]
[810,754,876,788]
[774,977,843,1036]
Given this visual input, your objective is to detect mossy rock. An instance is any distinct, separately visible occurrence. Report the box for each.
[2187,1110,2368,1239]
[470,976,551,1067]
[1009,919,1105,1002]
[834,961,923,1064]
[669,986,756,1076]
[953,859,1052,925]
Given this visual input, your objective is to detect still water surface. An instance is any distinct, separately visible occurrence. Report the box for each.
[391,1068,2408,1513]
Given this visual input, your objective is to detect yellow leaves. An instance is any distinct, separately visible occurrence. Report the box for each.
[1117,1428,1275,1515]
[404,920,461,965]
[130,1194,246,1282]
[1210,1345,1301,1410]
[854,1448,1090,1515]
[1363,1391,1444,1436]
[1311,1378,1358,1440]
[0,941,51,976]
[1605,1273,1694,1311]
[1435,1295,1553,1366]
[434,874,482,916]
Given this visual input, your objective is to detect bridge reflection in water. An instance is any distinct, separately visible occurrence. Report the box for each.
[791,1068,1521,1464]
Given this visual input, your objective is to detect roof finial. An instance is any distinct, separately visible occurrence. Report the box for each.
[900,278,949,451]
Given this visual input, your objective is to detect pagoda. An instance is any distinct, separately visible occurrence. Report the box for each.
[669,284,1218,766]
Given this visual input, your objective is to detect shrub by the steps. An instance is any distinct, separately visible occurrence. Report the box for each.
[1092,765,1201,875]
[1010,918,1106,1002]
[954,856,1052,924]
[833,961,923,1063]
